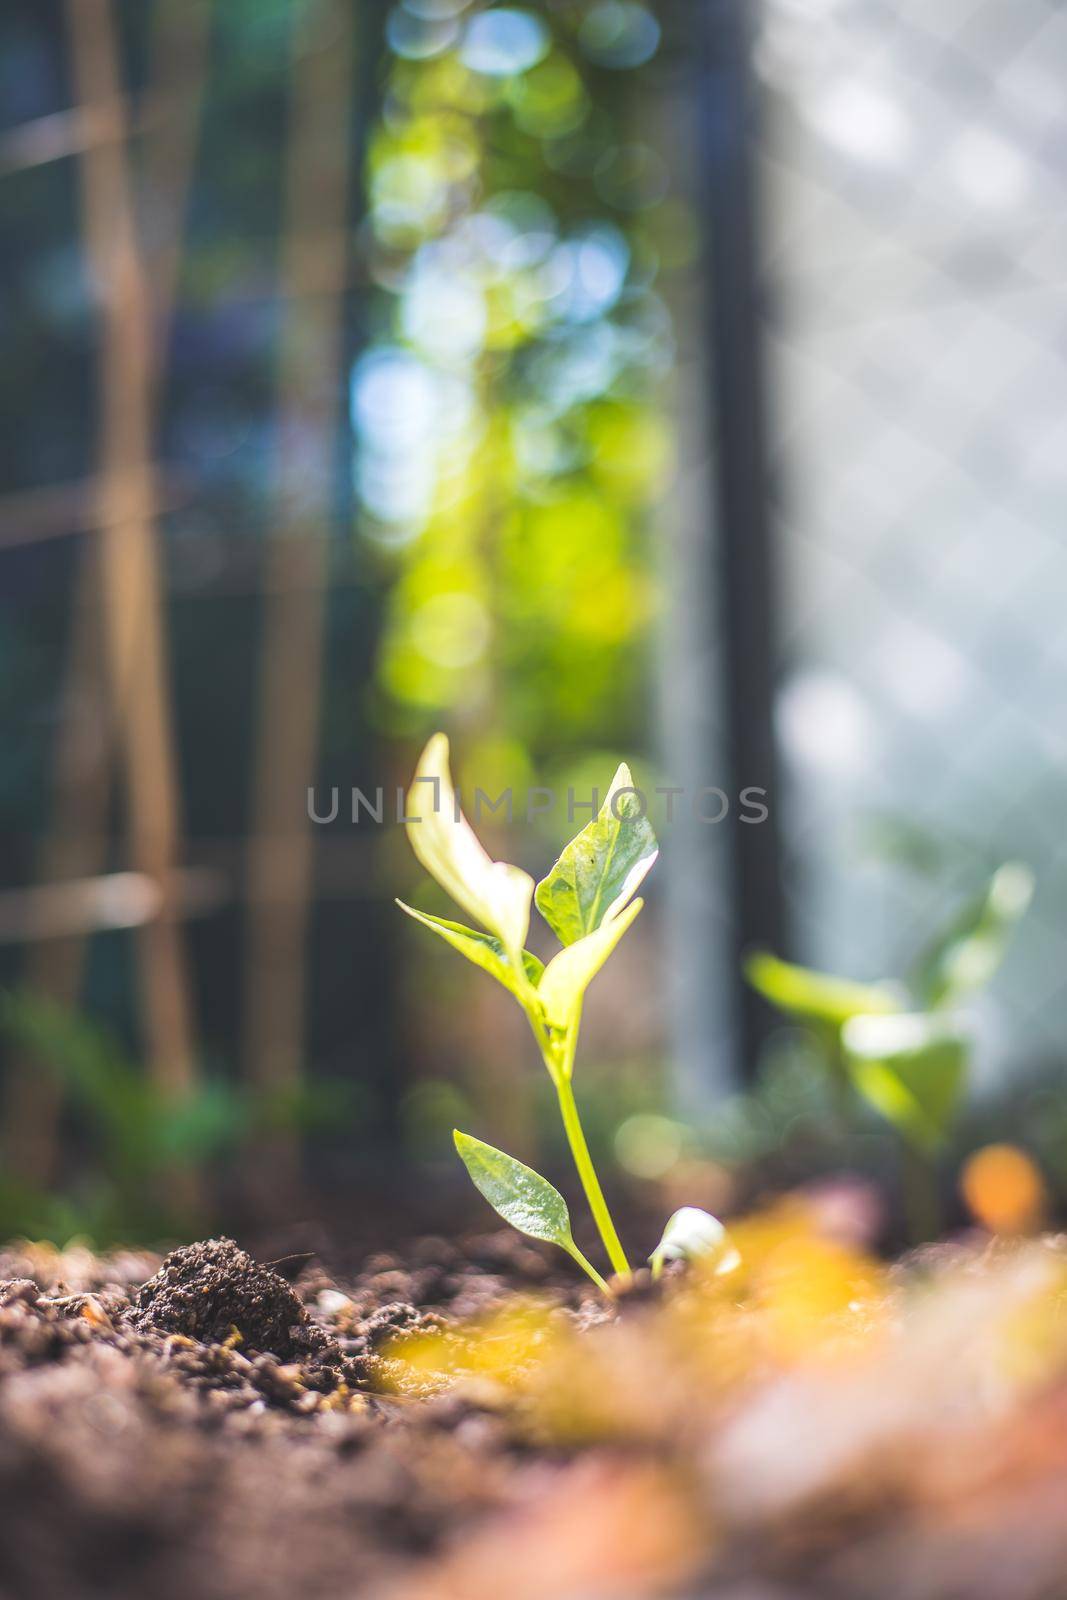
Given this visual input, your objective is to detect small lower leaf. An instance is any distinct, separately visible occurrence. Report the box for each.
[454,1129,574,1246]
[453,1130,609,1291]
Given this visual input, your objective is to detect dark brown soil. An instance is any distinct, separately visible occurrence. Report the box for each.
[131,1238,319,1355]
[0,1231,589,1600]
[4,1229,1067,1600]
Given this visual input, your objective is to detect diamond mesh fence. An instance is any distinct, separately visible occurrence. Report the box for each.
[755,0,1067,1077]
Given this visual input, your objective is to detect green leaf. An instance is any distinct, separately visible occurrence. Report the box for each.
[538,897,643,1035]
[912,862,1034,1010]
[454,1129,573,1245]
[745,950,903,1030]
[396,902,544,994]
[649,1207,740,1281]
[404,733,534,968]
[453,1130,609,1291]
[842,1012,968,1153]
[535,762,657,947]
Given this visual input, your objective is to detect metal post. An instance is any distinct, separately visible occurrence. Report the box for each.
[698,0,786,1076]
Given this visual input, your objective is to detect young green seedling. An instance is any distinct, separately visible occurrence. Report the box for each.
[745,861,1033,1240]
[398,733,733,1293]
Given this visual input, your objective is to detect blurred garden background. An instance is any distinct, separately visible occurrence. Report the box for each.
[1,0,1066,1245]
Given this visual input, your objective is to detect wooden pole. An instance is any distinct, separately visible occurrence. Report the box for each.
[5,0,212,1186]
[241,0,354,1191]
[64,0,199,1095]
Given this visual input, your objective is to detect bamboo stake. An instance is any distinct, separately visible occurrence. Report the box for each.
[5,0,211,1186]
[241,0,354,1190]
[62,0,198,1091]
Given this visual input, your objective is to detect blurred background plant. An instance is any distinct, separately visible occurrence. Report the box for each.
[0,990,354,1243]
[1,0,1066,1247]
[746,860,1033,1239]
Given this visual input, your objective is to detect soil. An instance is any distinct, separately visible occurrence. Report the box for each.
[0,1231,591,1600]
[3,1228,1067,1600]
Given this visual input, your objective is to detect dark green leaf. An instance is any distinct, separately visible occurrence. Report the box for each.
[453,1129,575,1246]
[535,763,657,947]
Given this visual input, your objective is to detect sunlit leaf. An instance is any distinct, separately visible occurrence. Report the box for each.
[649,1207,739,1281]
[396,901,544,993]
[535,762,657,946]
[745,950,903,1030]
[912,862,1034,1010]
[842,1012,969,1152]
[405,733,534,968]
[454,1129,573,1245]
[537,897,643,1035]
[453,1130,607,1290]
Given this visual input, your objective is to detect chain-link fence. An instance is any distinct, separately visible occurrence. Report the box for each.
[756,0,1067,1078]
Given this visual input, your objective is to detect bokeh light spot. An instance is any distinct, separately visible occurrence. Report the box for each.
[961,1144,1047,1236]
[410,591,491,669]
[578,2,660,70]
[460,8,548,76]
[615,1113,684,1180]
